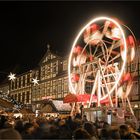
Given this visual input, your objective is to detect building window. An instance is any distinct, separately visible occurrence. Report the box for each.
[46,64,51,79]
[18,93,21,102]
[19,77,21,88]
[63,60,68,71]
[15,94,17,100]
[131,63,136,72]
[40,83,45,97]
[138,62,140,72]
[11,95,14,99]
[52,62,57,77]
[23,76,25,87]
[26,91,30,103]
[22,92,25,104]
[15,79,17,89]
[46,82,50,95]
[57,94,62,98]
[132,82,139,95]
[126,63,130,72]
[52,80,56,94]
[27,74,30,86]
[11,81,14,90]
[64,78,68,92]
[41,66,45,79]
[58,80,61,93]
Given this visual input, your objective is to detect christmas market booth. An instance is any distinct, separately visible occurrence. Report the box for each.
[0,98,14,110]
[40,100,71,118]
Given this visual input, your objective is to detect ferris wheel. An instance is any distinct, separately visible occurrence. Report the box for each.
[68,17,137,116]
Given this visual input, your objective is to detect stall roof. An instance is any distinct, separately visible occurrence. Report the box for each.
[0,98,13,109]
[40,100,71,113]
[53,100,71,112]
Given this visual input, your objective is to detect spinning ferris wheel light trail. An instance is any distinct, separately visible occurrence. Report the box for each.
[68,16,127,95]
[67,16,137,119]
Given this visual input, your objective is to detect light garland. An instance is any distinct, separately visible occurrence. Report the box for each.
[0,91,23,109]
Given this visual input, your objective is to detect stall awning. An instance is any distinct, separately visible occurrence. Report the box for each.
[0,98,14,109]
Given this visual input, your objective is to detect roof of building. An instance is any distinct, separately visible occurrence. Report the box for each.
[40,100,71,113]
[0,98,13,109]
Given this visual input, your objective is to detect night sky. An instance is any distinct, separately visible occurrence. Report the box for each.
[0,1,140,76]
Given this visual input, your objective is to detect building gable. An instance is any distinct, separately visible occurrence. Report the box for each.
[39,45,61,65]
[42,53,57,63]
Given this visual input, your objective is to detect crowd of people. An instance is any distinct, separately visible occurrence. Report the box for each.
[0,112,140,140]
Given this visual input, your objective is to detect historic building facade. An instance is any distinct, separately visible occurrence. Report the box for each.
[32,46,69,112]
[126,46,140,120]
[9,70,33,109]
[9,46,69,112]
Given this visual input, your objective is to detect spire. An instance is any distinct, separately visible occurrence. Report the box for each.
[47,44,50,52]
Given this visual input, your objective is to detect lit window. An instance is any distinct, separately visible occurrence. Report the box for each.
[52,62,57,75]
[58,94,62,98]
[131,63,136,72]
[46,64,51,79]
[18,93,21,102]
[41,66,45,80]
[15,79,17,89]
[64,78,68,92]
[23,76,25,87]
[63,60,68,71]
[58,80,61,93]
[26,91,30,103]
[27,74,30,85]
[15,94,17,100]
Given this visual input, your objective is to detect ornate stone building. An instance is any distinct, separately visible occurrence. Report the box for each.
[32,46,69,112]
[9,70,33,109]
[9,46,69,112]
[127,46,140,120]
